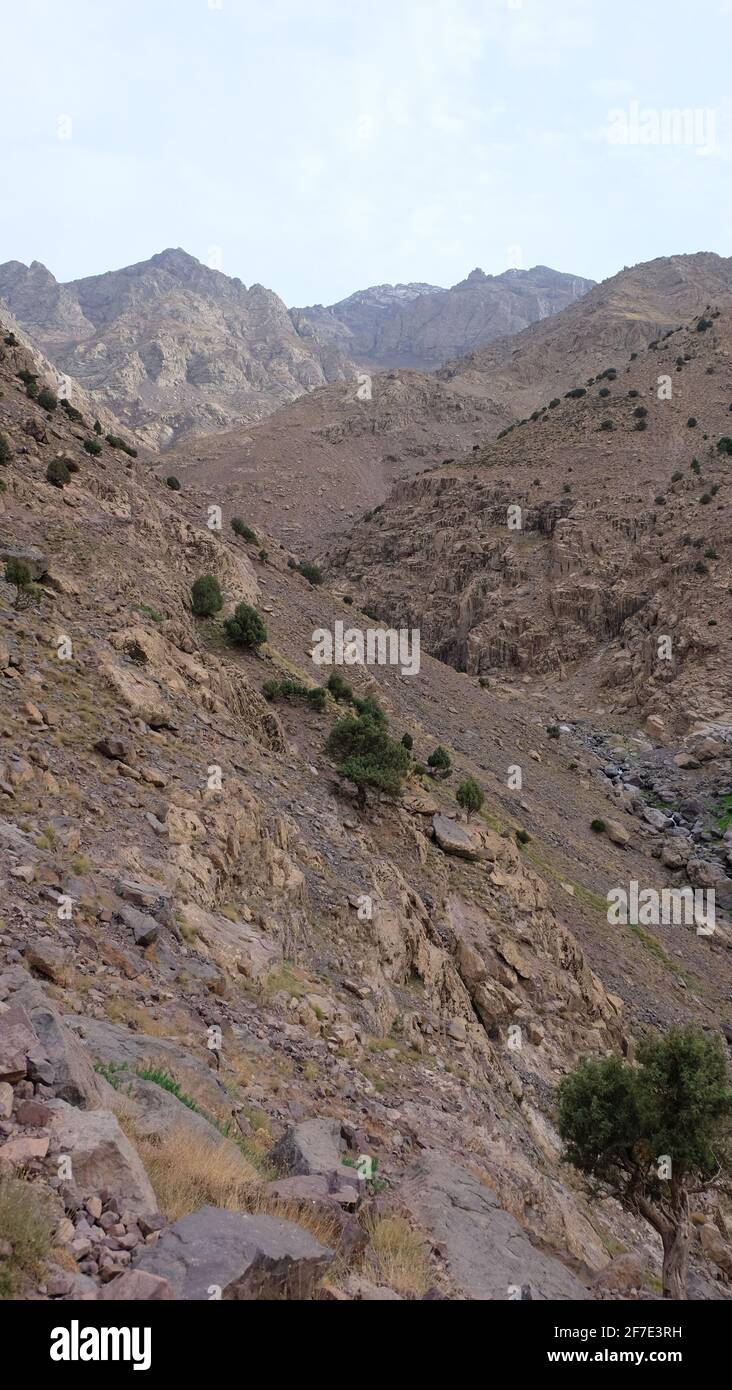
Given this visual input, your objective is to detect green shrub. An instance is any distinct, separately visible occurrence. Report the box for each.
[264,678,326,712]
[327,671,353,703]
[401,732,413,751]
[37,387,57,411]
[697,317,713,332]
[599,419,614,431]
[94,419,102,434]
[105,434,137,456]
[343,595,354,605]
[4,557,32,603]
[599,387,611,398]
[83,438,103,455]
[427,745,451,773]
[166,475,181,490]
[591,817,606,833]
[671,470,683,482]
[548,398,560,408]
[224,601,267,648]
[456,777,483,819]
[0,1174,55,1298]
[191,574,223,617]
[691,458,701,474]
[716,437,732,456]
[258,549,268,563]
[297,561,323,586]
[234,522,261,542]
[547,724,560,738]
[687,417,697,428]
[633,406,648,418]
[3,332,18,346]
[46,458,70,487]
[325,711,410,808]
[59,398,83,423]
[352,695,386,724]
[565,388,586,399]
[515,828,531,845]
[0,432,12,465]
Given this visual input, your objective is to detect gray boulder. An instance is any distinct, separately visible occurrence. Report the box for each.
[268,1117,346,1177]
[134,1205,332,1299]
[47,1100,158,1216]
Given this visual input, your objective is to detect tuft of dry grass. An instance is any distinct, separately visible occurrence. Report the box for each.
[363,1215,432,1297]
[0,1175,56,1298]
[119,1119,345,1254]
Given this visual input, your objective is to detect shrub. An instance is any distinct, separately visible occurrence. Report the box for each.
[633,406,648,418]
[83,438,102,455]
[563,482,572,493]
[0,432,12,465]
[105,434,137,456]
[599,419,614,431]
[325,711,410,809]
[166,475,181,490]
[456,777,483,819]
[224,601,267,648]
[94,419,102,434]
[591,817,606,833]
[635,418,648,431]
[353,695,386,724]
[327,671,353,703]
[297,561,323,586]
[515,828,531,845]
[705,547,717,559]
[3,332,18,346]
[59,398,83,423]
[4,557,32,604]
[687,417,697,428]
[547,724,560,738]
[37,387,57,411]
[671,470,683,482]
[716,437,732,456]
[258,549,268,563]
[46,458,70,487]
[654,495,666,506]
[343,595,353,605]
[264,678,326,712]
[558,1026,732,1299]
[427,745,451,773]
[401,732,413,751]
[231,518,257,542]
[700,493,712,505]
[697,317,713,332]
[0,1174,55,1298]
[549,398,560,408]
[190,574,223,617]
[599,387,611,398]
[691,459,701,474]
[565,388,586,399]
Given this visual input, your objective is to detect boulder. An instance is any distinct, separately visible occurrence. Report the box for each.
[432,814,482,861]
[133,1205,332,1300]
[700,1222,732,1278]
[401,1150,590,1300]
[118,904,159,947]
[98,1270,174,1300]
[11,985,104,1107]
[178,903,281,982]
[592,1252,647,1294]
[268,1117,346,1178]
[605,819,631,848]
[0,1003,38,1083]
[47,1101,158,1216]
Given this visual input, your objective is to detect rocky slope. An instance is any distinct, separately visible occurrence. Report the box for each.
[293,266,595,371]
[1,327,732,1302]
[0,251,358,451]
[326,300,732,741]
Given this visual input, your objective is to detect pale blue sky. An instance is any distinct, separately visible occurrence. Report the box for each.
[2,0,730,305]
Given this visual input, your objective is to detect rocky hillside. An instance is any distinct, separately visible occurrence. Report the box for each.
[326,300,732,741]
[160,368,508,545]
[293,266,595,371]
[0,251,358,451]
[1,326,732,1303]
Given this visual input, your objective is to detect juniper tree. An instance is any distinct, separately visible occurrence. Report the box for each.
[325,710,410,809]
[558,1025,731,1299]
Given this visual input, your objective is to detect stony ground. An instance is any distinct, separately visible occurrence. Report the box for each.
[1,326,731,1302]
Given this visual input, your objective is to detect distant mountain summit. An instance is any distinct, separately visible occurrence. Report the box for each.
[293,264,595,370]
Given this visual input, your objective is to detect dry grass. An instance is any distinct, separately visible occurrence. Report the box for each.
[120,1119,345,1254]
[0,1175,56,1299]
[363,1215,432,1297]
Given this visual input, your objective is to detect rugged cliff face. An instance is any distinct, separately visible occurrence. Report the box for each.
[1,326,732,1302]
[0,250,358,450]
[293,265,595,370]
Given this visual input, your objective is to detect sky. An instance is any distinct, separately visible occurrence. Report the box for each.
[1,0,731,306]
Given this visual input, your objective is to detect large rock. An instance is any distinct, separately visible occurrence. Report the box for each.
[47,1101,158,1216]
[0,1003,38,1083]
[133,1205,332,1299]
[10,983,104,1107]
[401,1150,590,1300]
[268,1117,346,1178]
[178,903,281,982]
[432,814,482,861]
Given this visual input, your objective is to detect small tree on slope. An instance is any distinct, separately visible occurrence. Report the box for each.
[325,712,410,810]
[558,1025,731,1299]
